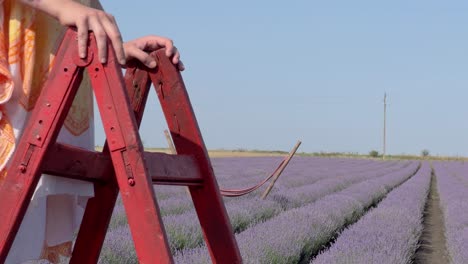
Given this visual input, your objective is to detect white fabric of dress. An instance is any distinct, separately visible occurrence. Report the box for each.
[0,0,99,263]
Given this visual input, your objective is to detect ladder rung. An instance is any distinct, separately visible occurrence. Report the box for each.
[42,143,204,186]
[42,143,111,182]
[145,151,204,186]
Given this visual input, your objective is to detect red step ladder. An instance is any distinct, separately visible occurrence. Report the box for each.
[0,28,242,263]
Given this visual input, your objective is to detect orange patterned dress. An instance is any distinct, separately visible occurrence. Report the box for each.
[0,0,97,263]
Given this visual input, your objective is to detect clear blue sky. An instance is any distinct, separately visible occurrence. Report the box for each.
[97,0,468,156]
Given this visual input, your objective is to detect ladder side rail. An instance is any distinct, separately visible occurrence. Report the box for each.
[0,29,86,261]
[87,42,173,263]
[125,63,152,126]
[70,59,154,264]
[148,50,242,263]
[69,171,119,264]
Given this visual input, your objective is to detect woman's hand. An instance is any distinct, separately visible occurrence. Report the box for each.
[124,36,185,71]
[20,0,184,70]
[21,0,126,65]
[57,1,126,65]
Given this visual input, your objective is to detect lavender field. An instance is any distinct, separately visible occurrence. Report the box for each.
[97,157,467,264]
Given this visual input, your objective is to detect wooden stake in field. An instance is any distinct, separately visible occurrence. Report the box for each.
[261,141,302,199]
[164,129,177,154]
[164,129,192,196]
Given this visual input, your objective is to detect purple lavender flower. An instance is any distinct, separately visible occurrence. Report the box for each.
[433,162,468,263]
[312,163,431,264]
[173,160,419,263]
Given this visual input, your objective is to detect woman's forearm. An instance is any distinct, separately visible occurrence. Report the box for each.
[19,0,69,20]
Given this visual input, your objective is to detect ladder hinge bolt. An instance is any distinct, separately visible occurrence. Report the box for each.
[128,178,136,186]
[18,165,26,173]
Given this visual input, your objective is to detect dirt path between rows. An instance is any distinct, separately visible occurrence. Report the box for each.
[414,172,451,264]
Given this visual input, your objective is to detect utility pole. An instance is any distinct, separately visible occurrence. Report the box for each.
[383,93,387,160]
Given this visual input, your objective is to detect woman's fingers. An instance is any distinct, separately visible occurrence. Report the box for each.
[46,2,126,65]
[76,9,125,64]
[171,46,181,65]
[88,16,108,63]
[178,61,185,71]
[76,16,89,59]
[145,37,181,66]
[123,36,185,70]
[124,44,157,68]
[99,13,126,65]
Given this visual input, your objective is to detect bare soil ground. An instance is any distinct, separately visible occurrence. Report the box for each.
[414,173,451,264]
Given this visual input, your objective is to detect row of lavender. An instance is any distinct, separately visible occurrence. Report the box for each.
[157,157,408,220]
[151,157,401,202]
[97,157,418,263]
[433,162,468,263]
[271,158,410,208]
[215,157,394,189]
[109,157,408,227]
[173,160,420,263]
[312,162,431,263]
[100,157,413,262]
[110,157,402,230]
[161,158,412,254]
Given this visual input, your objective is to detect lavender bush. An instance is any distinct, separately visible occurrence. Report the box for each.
[99,226,136,264]
[106,157,412,248]
[433,162,468,263]
[312,162,431,264]
[164,160,417,254]
[174,161,419,263]
[272,161,412,208]
[99,157,420,263]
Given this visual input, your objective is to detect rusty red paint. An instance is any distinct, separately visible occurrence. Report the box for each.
[0,28,241,264]
[148,50,242,263]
